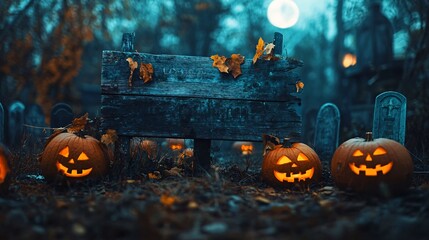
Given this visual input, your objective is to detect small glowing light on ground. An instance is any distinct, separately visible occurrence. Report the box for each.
[342,53,357,68]
[267,0,300,29]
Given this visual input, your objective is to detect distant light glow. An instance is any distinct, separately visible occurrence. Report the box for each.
[267,0,300,29]
[342,53,357,68]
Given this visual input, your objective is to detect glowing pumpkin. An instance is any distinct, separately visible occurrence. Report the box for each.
[40,132,111,181]
[167,138,185,151]
[0,144,11,193]
[262,139,322,188]
[232,141,254,155]
[330,132,413,194]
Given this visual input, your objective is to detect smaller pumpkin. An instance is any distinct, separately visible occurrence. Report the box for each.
[0,143,11,194]
[330,132,413,194]
[167,138,185,151]
[39,131,111,182]
[262,138,322,188]
[232,141,254,156]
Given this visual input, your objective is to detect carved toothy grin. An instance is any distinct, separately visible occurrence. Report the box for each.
[56,162,93,178]
[348,162,393,176]
[273,168,315,183]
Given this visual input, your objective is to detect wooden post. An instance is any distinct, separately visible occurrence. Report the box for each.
[273,32,283,56]
[193,139,211,175]
[122,32,135,52]
[111,136,131,179]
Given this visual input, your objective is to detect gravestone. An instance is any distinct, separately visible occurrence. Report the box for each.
[25,104,46,137]
[373,91,406,144]
[8,101,25,145]
[50,103,74,128]
[314,103,340,161]
[0,102,4,143]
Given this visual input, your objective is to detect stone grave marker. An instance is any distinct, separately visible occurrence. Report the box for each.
[8,101,25,145]
[373,91,406,144]
[51,103,74,128]
[25,104,47,138]
[314,103,340,161]
[0,102,4,143]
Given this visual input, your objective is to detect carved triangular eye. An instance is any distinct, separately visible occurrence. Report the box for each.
[297,153,309,161]
[59,147,69,158]
[77,152,89,161]
[352,150,364,157]
[373,147,387,155]
[276,156,292,165]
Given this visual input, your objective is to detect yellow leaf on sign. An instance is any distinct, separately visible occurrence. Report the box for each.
[126,57,138,86]
[296,81,304,92]
[264,43,275,55]
[253,37,265,64]
[139,63,154,83]
[228,54,245,78]
[210,54,229,73]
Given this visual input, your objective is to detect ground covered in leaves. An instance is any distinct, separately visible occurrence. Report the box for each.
[1,166,429,240]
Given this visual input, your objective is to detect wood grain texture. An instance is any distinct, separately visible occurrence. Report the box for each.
[101,95,301,141]
[101,51,302,102]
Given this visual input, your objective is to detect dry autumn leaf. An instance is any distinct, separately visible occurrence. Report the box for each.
[264,43,275,55]
[228,54,245,78]
[160,194,177,207]
[296,80,304,92]
[210,54,229,73]
[126,57,138,86]
[139,62,154,83]
[253,37,265,64]
[148,171,162,180]
[67,113,88,133]
[101,129,118,145]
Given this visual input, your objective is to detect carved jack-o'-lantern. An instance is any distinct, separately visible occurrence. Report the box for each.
[40,132,111,181]
[0,144,11,193]
[232,141,254,155]
[167,138,185,151]
[331,132,413,194]
[262,139,322,188]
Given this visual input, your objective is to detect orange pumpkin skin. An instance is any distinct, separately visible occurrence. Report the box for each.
[0,144,11,194]
[40,132,111,182]
[262,142,322,188]
[330,133,413,194]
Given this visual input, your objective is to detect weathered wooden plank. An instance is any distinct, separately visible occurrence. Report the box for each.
[101,51,302,101]
[101,95,301,141]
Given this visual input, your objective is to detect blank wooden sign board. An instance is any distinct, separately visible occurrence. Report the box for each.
[101,32,303,174]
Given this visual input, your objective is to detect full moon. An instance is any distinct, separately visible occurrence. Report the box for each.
[267,0,300,29]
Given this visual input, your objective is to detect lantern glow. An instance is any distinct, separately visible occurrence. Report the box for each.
[342,53,357,68]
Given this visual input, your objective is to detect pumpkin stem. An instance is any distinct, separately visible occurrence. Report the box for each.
[365,132,373,141]
[282,138,293,147]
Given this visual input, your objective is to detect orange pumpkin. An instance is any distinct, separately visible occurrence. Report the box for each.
[40,132,111,181]
[330,132,413,194]
[0,143,11,193]
[167,138,185,151]
[262,139,322,188]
